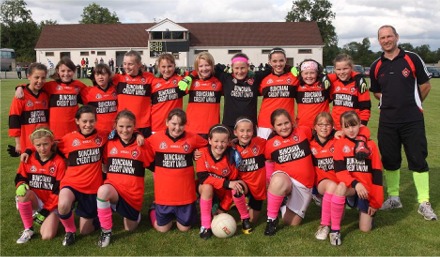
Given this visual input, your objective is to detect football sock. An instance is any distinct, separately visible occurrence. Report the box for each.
[97,198,112,231]
[321,193,332,226]
[200,198,213,229]
[265,161,275,186]
[232,192,250,220]
[384,169,400,196]
[267,191,284,220]
[412,171,430,203]
[330,195,345,231]
[18,201,33,230]
[59,211,76,233]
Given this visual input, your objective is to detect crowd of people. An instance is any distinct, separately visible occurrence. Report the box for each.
[8,24,436,249]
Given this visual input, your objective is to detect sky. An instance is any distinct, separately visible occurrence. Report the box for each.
[23,0,440,52]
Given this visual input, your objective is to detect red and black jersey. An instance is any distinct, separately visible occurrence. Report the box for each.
[9,85,49,150]
[44,80,87,140]
[58,130,107,194]
[294,81,330,129]
[265,126,315,188]
[103,135,152,211]
[186,76,223,135]
[258,72,298,128]
[329,73,371,130]
[15,152,66,212]
[113,72,154,129]
[310,134,337,185]
[147,130,207,205]
[80,84,118,134]
[235,136,267,200]
[150,74,185,132]
[333,137,383,209]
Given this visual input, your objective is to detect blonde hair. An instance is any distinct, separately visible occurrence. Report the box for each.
[194,52,215,75]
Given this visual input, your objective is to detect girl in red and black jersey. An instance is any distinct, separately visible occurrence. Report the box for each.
[232,117,266,222]
[147,108,207,233]
[56,105,108,246]
[14,127,66,244]
[264,108,315,236]
[81,64,118,135]
[96,110,153,247]
[331,111,383,246]
[196,124,253,239]
[150,53,185,134]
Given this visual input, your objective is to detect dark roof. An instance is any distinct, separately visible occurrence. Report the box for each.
[35,22,323,49]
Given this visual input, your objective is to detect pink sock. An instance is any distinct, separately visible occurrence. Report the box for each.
[320,192,332,226]
[18,201,33,229]
[97,207,113,231]
[149,209,156,226]
[59,212,76,233]
[265,161,275,185]
[267,191,284,220]
[199,198,212,229]
[232,191,250,220]
[330,195,346,231]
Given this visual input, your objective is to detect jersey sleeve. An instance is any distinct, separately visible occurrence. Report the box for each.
[367,141,384,209]
[356,89,371,125]
[14,162,29,187]
[8,97,24,137]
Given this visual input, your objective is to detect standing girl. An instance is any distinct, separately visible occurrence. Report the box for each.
[264,109,315,236]
[258,48,298,139]
[150,53,185,134]
[57,105,107,246]
[196,124,253,239]
[14,127,66,243]
[9,63,49,155]
[96,110,153,247]
[232,117,267,222]
[330,54,371,130]
[81,63,118,134]
[332,111,383,245]
[147,108,207,233]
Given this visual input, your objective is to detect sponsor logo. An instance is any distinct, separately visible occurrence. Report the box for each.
[72,139,81,147]
[110,147,118,155]
[159,142,167,150]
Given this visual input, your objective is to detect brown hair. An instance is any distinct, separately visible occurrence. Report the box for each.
[50,56,76,80]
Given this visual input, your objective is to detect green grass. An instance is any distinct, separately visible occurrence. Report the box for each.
[1,78,440,256]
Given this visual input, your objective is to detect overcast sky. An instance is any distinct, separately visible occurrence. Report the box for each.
[24,0,440,52]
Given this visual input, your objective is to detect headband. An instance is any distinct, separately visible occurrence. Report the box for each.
[234,118,253,129]
[210,125,230,134]
[31,128,54,138]
[231,57,249,64]
[300,61,318,71]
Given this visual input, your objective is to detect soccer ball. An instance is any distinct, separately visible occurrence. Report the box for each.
[211,213,237,238]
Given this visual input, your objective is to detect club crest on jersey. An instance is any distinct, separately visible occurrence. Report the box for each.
[267,79,274,84]
[95,93,102,99]
[56,85,63,91]
[292,135,299,142]
[159,142,168,150]
[211,82,217,90]
[273,140,281,147]
[335,86,341,92]
[112,92,117,97]
[110,147,118,155]
[26,100,34,107]
[74,87,80,93]
[131,150,139,159]
[183,142,190,152]
[155,83,162,89]
[247,78,254,85]
[343,145,351,153]
[49,165,56,175]
[194,81,200,88]
[95,136,103,146]
[222,168,229,176]
[141,78,146,83]
[172,79,178,85]
[72,139,81,147]
[402,68,410,77]
[350,87,356,94]
[286,77,292,84]
[42,100,48,107]
[311,147,317,155]
[30,165,37,173]
[252,145,260,156]
[329,145,335,153]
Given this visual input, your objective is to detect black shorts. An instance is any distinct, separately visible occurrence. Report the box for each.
[377,120,429,171]
[63,186,97,219]
[138,127,152,138]
[114,195,140,221]
[156,202,197,227]
[346,195,370,214]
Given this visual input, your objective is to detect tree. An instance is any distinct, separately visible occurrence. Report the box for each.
[80,3,120,24]
[0,0,32,24]
[285,0,338,65]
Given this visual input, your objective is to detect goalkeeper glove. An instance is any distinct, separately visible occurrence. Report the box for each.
[290,66,299,77]
[33,209,49,226]
[321,74,331,90]
[354,135,371,161]
[354,74,369,93]
[7,145,20,157]
[178,76,192,91]
[16,183,29,197]
[108,129,116,140]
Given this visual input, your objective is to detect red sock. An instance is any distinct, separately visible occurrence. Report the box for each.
[320,193,332,226]
[331,195,346,231]
[200,198,212,229]
[267,191,284,220]
[232,192,250,220]
[59,212,76,233]
[18,201,33,229]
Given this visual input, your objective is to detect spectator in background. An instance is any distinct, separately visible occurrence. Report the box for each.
[108,58,114,72]
[16,64,22,79]
[99,57,104,64]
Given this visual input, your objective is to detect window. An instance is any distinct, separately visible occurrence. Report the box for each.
[298,49,312,54]
[152,31,162,40]
[172,31,184,40]
[228,50,242,54]
[194,50,208,54]
[151,31,186,40]
[45,52,54,56]
[173,52,179,60]
[97,51,106,56]
[261,49,272,55]
[80,51,89,56]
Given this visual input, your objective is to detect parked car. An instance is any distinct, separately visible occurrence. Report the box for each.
[325,65,334,74]
[364,67,371,76]
[353,65,365,75]
[426,66,440,78]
